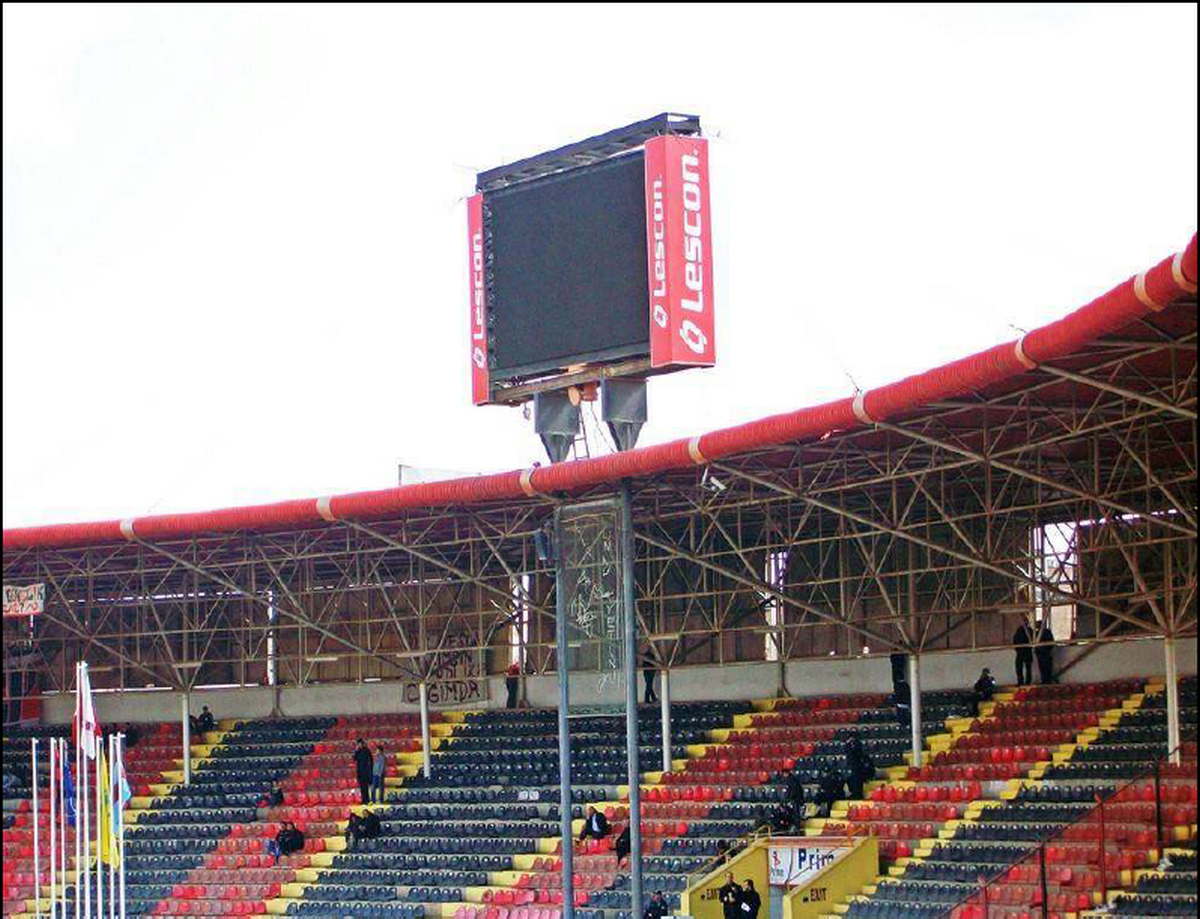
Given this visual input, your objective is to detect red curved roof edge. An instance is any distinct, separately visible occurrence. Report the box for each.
[5,235,1196,553]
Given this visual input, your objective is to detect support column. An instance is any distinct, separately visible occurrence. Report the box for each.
[419,681,432,778]
[908,654,923,768]
[1164,637,1181,765]
[660,669,672,774]
[554,535,575,919]
[620,483,644,919]
[181,691,192,785]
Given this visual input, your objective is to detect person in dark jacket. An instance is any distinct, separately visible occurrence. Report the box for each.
[346,809,381,850]
[718,873,742,919]
[644,891,669,919]
[353,738,373,805]
[815,769,846,818]
[845,737,875,800]
[740,880,761,919]
[578,805,610,842]
[1013,622,1034,686]
[615,824,631,865]
[784,766,806,811]
[1035,620,1056,684]
[265,783,284,808]
[889,678,912,731]
[196,706,215,734]
[506,661,521,709]
[972,668,998,715]
[642,648,659,704]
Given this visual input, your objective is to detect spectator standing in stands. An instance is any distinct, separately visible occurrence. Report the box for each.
[718,872,743,919]
[578,805,610,842]
[371,744,387,802]
[740,880,761,919]
[615,824,631,865]
[845,736,875,800]
[1012,621,1034,686]
[352,738,373,805]
[642,648,659,704]
[196,705,215,734]
[784,764,806,812]
[814,769,845,818]
[506,661,521,709]
[972,668,998,715]
[1035,620,1056,684]
[644,891,669,919]
[889,677,912,730]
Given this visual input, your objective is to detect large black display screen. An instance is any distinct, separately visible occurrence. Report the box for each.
[484,152,649,381]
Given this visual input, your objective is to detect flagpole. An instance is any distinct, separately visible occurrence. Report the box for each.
[50,737,57,919]
[81,663,91,919]
[33,737,42,919]
[117,734,126,919]
[61,738,68,919]
[95,731,103,919]
[108,734,115,919]
[75,665,83,919]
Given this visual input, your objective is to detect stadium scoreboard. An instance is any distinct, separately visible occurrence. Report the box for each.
[467,113,716,406]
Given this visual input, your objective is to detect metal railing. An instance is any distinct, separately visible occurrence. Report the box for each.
[937,744,1196,919]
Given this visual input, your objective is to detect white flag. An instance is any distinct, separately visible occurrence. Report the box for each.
[74,663,102,760]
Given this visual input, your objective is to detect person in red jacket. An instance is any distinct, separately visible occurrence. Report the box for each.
[506,661,521,708]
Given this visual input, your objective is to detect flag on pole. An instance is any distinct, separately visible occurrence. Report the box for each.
[98,748,116,866]
[74,662,102,760]
[114,741,132,834]
[62,755,77,827]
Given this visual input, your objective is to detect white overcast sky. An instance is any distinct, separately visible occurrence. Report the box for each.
[3,3,1197,529]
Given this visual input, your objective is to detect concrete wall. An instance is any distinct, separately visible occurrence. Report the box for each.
[40,636,1196,725]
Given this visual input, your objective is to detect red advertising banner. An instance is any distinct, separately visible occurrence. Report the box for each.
[467,194,490,405]
[645,135,716,369]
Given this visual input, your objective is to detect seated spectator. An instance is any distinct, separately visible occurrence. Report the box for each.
[265,783,284,808]
[2,771,18,793]
[267,821,295,861]
[346,809,382,851]
[973,667,997,714]
[615,824,631,865]
[578,805,610,842]
[644,890,669,919]
[281,822,305,856]
[770,801,796,833]
[196,705,215,734]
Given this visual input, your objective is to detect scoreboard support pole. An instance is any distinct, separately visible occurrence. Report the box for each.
[555,551,575,919]
[620,482,645,919]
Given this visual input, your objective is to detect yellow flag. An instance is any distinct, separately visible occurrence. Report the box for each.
[98,749,116,866]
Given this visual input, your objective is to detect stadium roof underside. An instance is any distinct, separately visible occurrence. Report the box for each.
[3,237,1197,694]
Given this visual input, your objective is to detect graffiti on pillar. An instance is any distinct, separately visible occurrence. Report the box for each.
[556,499,627,693]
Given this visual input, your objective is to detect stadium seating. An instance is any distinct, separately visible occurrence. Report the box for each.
[3,676,1195,919]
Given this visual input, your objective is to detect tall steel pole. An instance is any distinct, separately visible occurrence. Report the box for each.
[554,516,575,919]
[620,482,644,919]
[908,653,923,768]
[180,693,191,786]
[418,681,432,779]
[1164,637,1181,765]
[660,668,672,774]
